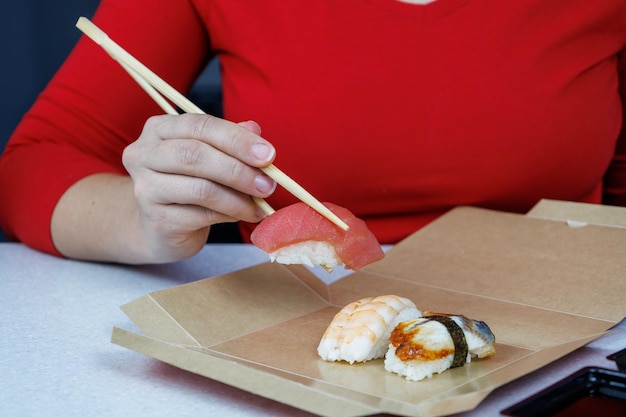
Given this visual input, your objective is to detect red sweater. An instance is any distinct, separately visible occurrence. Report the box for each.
[1,0,626,255]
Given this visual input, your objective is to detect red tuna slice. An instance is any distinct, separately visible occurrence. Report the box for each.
[250,202,385,271]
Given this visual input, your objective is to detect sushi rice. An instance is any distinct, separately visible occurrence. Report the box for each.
[268,241,341,268]
[384,318,458,381]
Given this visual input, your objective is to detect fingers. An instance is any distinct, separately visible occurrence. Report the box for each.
[133,169,268,223]
[122,113,277,230]
[145,113,275,167]
[125,114,276,197]
[238,120,262,135]
[137,137,276,197]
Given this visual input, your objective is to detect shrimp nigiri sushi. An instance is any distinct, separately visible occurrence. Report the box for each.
[317,295,422,363]
[384,313,496,381]
[250,202,384,271]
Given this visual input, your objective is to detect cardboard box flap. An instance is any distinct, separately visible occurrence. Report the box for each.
[120,292,201,346]
[366,206,626,323]
[122,262,330,345]
[111,327,381,417]
[528,199,626,228]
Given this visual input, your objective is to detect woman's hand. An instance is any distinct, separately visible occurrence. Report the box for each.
[51,113,276,264]
[121,114,277,262]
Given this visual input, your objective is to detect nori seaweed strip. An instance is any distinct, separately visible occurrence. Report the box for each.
[424,315,468,368]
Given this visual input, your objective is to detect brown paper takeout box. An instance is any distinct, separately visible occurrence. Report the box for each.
[112,200,626,417]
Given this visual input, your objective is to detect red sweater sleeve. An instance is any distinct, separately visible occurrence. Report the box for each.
[0,0,210,254]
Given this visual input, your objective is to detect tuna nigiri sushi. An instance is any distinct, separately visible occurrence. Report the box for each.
[250,202,384,271]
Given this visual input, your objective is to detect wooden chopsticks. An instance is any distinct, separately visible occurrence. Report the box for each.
[76,17,349,231]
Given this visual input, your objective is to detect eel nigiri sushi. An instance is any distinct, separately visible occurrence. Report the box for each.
[384,313,496,381]
[317,295,422,363]
[250,202,384,271]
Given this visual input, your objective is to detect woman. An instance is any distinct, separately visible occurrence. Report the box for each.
[1,0,625,264]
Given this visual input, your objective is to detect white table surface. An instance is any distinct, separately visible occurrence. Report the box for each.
[1,242,625,417]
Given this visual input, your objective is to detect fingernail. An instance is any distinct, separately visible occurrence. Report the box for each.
[256,205,269,218]
[240,120,262,134]
[254,174,276,194]
[251,143,274,162]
